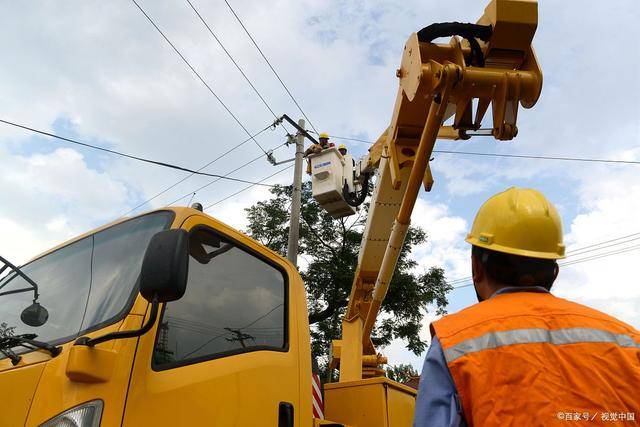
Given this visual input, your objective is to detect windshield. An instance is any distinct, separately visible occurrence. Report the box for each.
[0,211,173,355]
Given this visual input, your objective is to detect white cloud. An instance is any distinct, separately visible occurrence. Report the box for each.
[377,198,469,369]
[554,156,640,328]
[410,198,470,281]
[0,147,129,263]
[0,217,59,264]
[206,184,275,232]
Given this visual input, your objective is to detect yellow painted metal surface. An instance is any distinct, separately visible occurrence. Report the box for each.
[122,213,311,426]
[0,360,45,426]
[65,345,117,383]
[386,381,417,427]
[324,377,416,427]
[24,313,145,426]
[336,317,363,381]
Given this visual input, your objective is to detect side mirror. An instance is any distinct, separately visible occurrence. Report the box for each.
[75,229,190,348]
[21,302,49,327]
[140,229,189,303]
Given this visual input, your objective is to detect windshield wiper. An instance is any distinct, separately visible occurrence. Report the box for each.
[0,333,61,365]
[0,347,20,365]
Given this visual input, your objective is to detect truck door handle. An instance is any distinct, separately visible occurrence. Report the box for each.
[278,402,294,427]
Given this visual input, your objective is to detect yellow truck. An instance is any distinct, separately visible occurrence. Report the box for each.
[0,1,541,425]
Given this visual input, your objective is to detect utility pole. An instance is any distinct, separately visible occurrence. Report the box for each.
[286,119,305,266]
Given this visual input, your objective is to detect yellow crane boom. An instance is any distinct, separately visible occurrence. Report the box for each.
[314,0,543,383]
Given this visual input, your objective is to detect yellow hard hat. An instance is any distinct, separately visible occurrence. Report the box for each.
[319,132,330,139]
[338,143,347,150]
[466,187,565,259]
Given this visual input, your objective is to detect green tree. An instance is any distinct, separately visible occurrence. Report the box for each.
[0,322,15,338]
[386,364,419,383]
[245,182,451,375]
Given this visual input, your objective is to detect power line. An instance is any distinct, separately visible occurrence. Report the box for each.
[560,244,640,267]
[327,134,640,165]
[130,0,268,154]
[239,303,284,330]
[182,303,283,358]
[451,283,474,290]
[446,231,640,287]
[0,118,276,187]
[222,0,319,134]
[449,243,640,291]
[204,164,294,210]
[446,241,639,285]
[166,141,288,206]
[122,123,275,217]
[313,132,374,144]
[185,0,287,133]
[567,236,640,258]
[448,277,473,286]
[433,150,640,165]
[566,232,640,256]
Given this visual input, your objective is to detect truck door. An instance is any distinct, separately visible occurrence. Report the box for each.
[123,216,300,426]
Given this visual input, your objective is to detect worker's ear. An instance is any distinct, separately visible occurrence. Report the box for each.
[471,255,487,302]
[471,253,484,284]
[544,262,560,291]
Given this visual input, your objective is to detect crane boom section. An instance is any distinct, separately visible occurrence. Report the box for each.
[332,0,543,382]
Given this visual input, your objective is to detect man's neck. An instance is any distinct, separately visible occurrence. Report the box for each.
[489,285,551,299]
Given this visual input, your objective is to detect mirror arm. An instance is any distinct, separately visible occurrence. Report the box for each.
[0,255,40,300]
[0,287,38,298]
[74,295,159,347]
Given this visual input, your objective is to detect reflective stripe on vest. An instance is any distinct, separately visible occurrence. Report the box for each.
[431,292,640,426]
[443,327,640,363]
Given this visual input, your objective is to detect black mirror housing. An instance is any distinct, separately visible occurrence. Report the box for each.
[140,229,189,303]
[21,302,49,327]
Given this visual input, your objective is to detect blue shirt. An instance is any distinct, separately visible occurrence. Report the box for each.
[413,286,550,427]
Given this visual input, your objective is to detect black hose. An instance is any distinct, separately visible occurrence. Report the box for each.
[342,173,370,207]
[417,22,493,67]
[75,295,159,347]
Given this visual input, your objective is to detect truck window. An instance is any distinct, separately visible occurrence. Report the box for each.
[153,227,287,368]
[0,211,173,355]
[80,212,174,331]
[0,237,93,345]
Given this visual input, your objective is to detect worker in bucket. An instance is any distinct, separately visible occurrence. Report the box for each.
[304,132,334,174]
[338,143,347,156]
[413,187,640,427]
[305,132,333,153]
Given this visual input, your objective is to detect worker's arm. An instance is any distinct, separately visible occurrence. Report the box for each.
[413,336,466,427]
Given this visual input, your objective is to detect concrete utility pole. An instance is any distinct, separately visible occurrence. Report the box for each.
[286,119,305,266]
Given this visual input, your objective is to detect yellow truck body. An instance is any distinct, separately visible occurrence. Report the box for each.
[0,208,318,426]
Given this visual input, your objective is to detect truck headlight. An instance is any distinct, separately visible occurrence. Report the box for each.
[40,400,103,427]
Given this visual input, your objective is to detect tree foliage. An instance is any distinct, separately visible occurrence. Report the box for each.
[245,182,451,372]
[386,363,419,383]
[0,322,15,338]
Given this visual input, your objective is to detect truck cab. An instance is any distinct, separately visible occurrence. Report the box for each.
[0,207,313,426]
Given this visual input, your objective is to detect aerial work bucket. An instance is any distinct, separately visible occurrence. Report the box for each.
[309,148,356,219]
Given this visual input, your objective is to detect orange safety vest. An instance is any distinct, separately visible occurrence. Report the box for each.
[430,291,640,426]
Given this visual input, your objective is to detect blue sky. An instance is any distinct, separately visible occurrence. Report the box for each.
[0,0,638,369]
